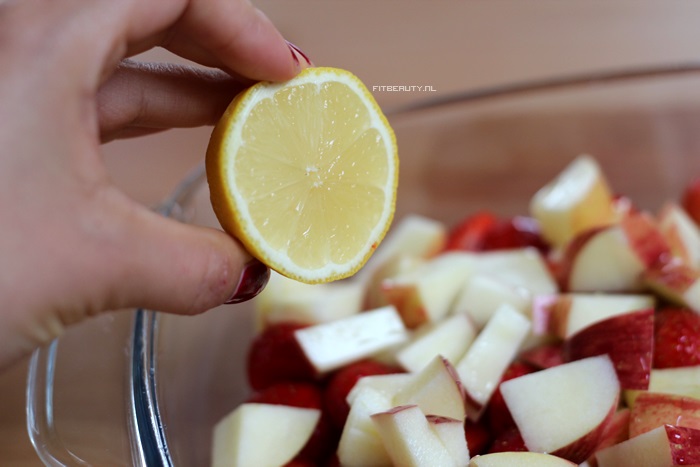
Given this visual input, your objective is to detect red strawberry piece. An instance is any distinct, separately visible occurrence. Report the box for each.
[482,216,550,254]
[487,426,527,453]
[248,382,338,464]
[653,308,700,368]
[464,419,492,456]
[445,211,499,251]
[323,359,403,430]
[682,177,700,226]
[246,322,317,391]
[484,361,538,435]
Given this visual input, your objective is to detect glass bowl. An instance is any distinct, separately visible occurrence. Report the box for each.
[26,63,700,466]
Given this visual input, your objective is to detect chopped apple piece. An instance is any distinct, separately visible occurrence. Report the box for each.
[294,306,408,373]
[337,387,394,467]
[643,260,700,313]
[381,252,474,328]
[396,314,476,372]
[347,373,414,406]
[532,292,655,338]
[451,274,531,329]
[469,452,577,466]
[595,425,700,467]
[624,366,700,407]
[371,405,456,467]
[629,392,700,438]
[455,304,531,420]
[393,355,467,421]
[658,203,700,268]
[427,415,470,466]
[467,248,558,296]
[363,254,425,309]
[356,214,447,284]
[500,355,620,464]
[529,155,617,248]
[254,272,363,330]
[211,403,320,467]
[562,308,654,390]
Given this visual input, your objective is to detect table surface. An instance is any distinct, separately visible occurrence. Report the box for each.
[4,1,700,464]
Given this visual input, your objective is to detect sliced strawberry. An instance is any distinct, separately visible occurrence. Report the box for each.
[246,322,317,391]
[464,419,492,456]
[653,308,700,368]
[445,211,499,251]
[487,426,527,453]
[248,382,338,464]
[322,359,403,430]
[484,361,538,435]
[682,177,700,226]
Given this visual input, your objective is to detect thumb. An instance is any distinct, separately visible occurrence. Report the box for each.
[102,194,270,315]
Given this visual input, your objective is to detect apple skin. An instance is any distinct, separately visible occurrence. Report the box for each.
[519,342,564,369]
[562,308,654,390]
[585,408,630,467]
[643,259,700,312]
[549,400,618,465]
[629,392,700,438]
[595,424,700,467]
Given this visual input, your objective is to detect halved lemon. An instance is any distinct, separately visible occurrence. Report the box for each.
[206,67,398,284]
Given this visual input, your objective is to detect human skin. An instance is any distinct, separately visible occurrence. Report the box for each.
[0,0,309,369]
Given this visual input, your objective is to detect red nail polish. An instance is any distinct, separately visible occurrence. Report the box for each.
[224,260,270,304]
[286,41,312,66]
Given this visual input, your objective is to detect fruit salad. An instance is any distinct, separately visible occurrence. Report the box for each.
[211,155,700,467]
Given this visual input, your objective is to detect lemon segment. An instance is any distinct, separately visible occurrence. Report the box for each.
[206,67,398,283]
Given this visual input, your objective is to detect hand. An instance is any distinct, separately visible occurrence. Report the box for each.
[0,0,310,369]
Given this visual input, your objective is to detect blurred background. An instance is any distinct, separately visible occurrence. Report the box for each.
[4,0,700,464]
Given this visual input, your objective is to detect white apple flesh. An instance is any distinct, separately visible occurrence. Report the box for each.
[211,403,320,467]
[500,355,620,464]
[595,424,700,467]
[294,306,408,373]
[469,452,577,467]
[629,392,700,438]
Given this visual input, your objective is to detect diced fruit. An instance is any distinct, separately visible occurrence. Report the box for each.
[393,355,467,421]
[595,425,700,467]
[336,386,393,467]
[445,211,499,251]
[518,342,564,369]
[470,452,577,467]
[532,292,655,339]
[427,415,470,466]
[624,366,700,406]
[500,355,620,464]
[246,322,317,390]
[653,307,700,368]
[466,248,558,296]
[211,403,321,467]
[451,274,530,329]
[396,313,476,372]
[529,155,617,248]
[464,419,492,457]
[346,373,414,406]
[371,405,457,467]
[484,361,538,434]
[682,177,700,226]
[589,408,630,458]
[559,213,671,293]
[323,360,403,429]
[294,306,408,374]
[455,304,531,420]
[247,382,335,463]
[562,308,654,390]
[380,252,473,328]
[254,272,363,330]
[658,203,700,268]
[629,392,700,438]
[486,427,527,453]
[643,260,700,313]
[481,216,550,254]
[363,255,425,310]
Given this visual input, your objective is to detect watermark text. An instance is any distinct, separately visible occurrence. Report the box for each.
[372,85,437,92]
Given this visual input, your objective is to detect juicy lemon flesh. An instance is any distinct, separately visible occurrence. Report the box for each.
[228,75,394,278]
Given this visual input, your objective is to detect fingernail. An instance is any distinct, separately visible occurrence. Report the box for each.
[286,41,313,67]
[224,259,270,304]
